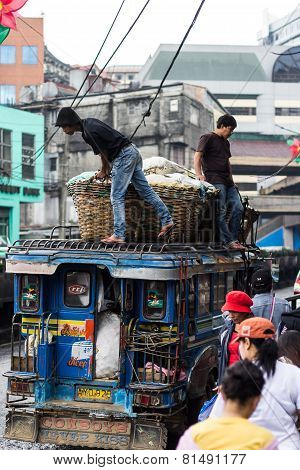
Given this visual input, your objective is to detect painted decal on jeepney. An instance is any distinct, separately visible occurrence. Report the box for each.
[68,284,88,295]
[67,357,88,369]
[21,318,94,339]
[59,321,86,337]
[71,341,93,360]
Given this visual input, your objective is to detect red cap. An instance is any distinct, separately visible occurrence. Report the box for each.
[221,291,253,313]
[232,317,276,343]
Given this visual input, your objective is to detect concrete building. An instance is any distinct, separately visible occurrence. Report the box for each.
[105,65,142,89]
[0,17,44,104]
[136,43,300,136]
[19,82,225,229]
[0,105,44,242]
[258,6,300,46]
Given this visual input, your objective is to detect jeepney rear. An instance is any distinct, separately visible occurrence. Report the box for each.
[3,238,263,449]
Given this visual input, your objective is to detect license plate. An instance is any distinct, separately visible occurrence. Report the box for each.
[75,385,112,402]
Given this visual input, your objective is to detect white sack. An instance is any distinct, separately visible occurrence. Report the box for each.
[95,311,120,378]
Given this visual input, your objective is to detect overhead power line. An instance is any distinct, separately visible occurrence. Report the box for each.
[74,0,151,108]
[130,0,207,140]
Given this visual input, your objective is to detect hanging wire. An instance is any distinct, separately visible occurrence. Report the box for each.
[7,0,144,174]
[74,0,151,108]
[70,0,126,107]
[130,0,207,140]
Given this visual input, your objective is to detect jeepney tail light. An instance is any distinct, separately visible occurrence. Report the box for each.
[134,394,161,406]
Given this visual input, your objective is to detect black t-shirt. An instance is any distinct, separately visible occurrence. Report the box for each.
[196,132,234,186]
[81,118,131,162]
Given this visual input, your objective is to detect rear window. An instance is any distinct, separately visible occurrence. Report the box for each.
[20,275,40,312]
[144,281,166,320]
[64,272,91,307]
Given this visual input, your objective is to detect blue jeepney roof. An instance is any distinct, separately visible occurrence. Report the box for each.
[5,239,261,280]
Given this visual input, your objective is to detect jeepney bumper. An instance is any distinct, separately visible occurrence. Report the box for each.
[4,409,167,450]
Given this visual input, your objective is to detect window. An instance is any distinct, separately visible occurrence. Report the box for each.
[64,271,91,307]
[116,74,123,81]
[226,107,256,116]
[171,145,185,166]
[0,128,12,176]
[188,277,196,318]
[22,45,38,64]
[198,274,210,315]
[275,107,300,116]
[0,45,16,64]
[22,133,35,180]
[213,272,226,311]
[20,275,40,313]
[49,157,57,171]
[170,99,178,112]
[272,46,300,82]
[125,280,134,311]
[0,85,16,105]
[190,106,200,126]
[144,281,166,320]
[0,208,10,245]
[128,74,134,80]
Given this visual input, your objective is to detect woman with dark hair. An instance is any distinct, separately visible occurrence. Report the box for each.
[211,317,300,450]
[278,330,300,367]
[177,360,277,450]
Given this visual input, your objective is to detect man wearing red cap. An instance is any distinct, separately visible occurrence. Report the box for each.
[218,291,253,382]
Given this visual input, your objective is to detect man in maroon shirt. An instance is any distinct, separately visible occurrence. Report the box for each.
[194,114,244,250]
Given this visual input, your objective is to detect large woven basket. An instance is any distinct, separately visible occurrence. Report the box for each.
[67,179,211,243]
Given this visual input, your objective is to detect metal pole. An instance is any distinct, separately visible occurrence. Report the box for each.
[58,136,69,239]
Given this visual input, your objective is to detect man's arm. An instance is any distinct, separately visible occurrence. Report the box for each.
[94,154,110,180]
[194,151,205,181]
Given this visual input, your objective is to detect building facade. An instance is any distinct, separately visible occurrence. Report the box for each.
[137,43,300,136]
[258,6,300,46]
[0,105,44,242]
[0,17,44,104]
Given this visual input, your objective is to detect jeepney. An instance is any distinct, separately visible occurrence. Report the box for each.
[3,228,263,449]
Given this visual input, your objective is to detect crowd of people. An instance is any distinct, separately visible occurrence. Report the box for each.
[177,267,300,450]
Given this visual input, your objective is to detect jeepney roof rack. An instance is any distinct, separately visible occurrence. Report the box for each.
[6,224,261,256]
[7,238,260,257]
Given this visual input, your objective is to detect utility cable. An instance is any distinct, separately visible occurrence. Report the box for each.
[130,0,207,140]
[70,0,126,107]
[9,0,130,172]
[74,0,151,108]
[229,2,300,107]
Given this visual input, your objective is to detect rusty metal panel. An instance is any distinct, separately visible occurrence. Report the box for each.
[4,411,38,442]
[131,421,167,450]
[38,415,131,449]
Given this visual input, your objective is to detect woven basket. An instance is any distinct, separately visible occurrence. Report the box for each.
[67,179,210,242]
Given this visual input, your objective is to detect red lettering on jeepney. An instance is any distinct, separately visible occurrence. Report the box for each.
[41,417,53,428]
[92,421,103,432]
[66,418,78,430]
[116,422,128,433]
[78,419,90,430]
[103,421,114,433]
[55,418,65,429]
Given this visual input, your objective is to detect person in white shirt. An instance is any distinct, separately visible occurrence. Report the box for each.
[210,317,300,450]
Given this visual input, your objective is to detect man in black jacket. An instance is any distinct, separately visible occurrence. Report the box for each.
[56,107,173,243]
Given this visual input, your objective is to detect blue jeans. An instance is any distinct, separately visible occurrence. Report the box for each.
[214,184,244,244]
[110,144,172,239]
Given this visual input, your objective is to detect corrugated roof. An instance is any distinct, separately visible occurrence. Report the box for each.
[146,51,267,82]
[230,140,290,158]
